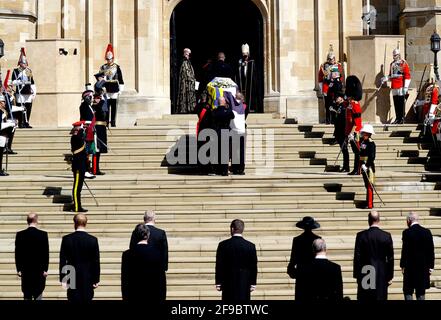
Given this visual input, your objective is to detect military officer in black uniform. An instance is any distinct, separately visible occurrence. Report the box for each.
[332,91,349,172]
[359,124,376,209]
[70,121,88,213]
[99,44,124,127]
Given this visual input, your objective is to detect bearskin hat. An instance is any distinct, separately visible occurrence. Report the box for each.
[345,75,363,101]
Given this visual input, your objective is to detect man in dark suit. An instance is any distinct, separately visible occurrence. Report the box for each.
[15,213,49,300]
[400,212,435,300]
[215,219,258,302]
[129,210,168,272]
[287,216,321,300]
[122,224,166,302]
[297,238,343,301]
[59,214,100,303]
[353,211,394,301]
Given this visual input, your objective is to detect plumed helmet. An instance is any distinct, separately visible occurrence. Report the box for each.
[360,124,375,135]
[105,44,114,60]
[327,44,335,60]
[345,75,363,101]
[18,47,28,66]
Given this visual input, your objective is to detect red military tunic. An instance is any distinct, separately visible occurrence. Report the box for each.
[389,59,411,90]
[345,100,363,135]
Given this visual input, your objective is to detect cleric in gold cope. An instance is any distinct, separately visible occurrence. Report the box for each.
[99,44,124,127]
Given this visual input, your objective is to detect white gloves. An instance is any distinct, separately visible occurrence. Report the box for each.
[403,87,409,95]
[381,76,389,83]
[361,164,368,172]
[348,133,354,141]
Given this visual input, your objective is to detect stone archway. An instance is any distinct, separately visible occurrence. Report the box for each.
[164,0,273,114]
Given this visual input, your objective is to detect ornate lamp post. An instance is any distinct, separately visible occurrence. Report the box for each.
[431,31,441,81]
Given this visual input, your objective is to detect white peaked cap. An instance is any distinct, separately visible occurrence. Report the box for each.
[360,124,375,135]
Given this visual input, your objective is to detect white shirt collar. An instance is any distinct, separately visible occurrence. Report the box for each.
[145,222,155,226]
[315,253,327,260]
[411,222,419,227]
[76,228,87,232]
[233,234,243,238]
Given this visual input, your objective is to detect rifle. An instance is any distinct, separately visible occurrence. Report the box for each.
[361,166,386,206]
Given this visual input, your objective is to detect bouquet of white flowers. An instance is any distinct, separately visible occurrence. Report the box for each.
[209,77,237,88]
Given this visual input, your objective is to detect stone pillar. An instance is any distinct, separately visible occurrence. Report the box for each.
[115,0,169,126]
[400,0,441,90]
[347,35,418,124]
[26,39,82,127]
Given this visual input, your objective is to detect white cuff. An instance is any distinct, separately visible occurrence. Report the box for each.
[319,83,323,93]
[119,84,125,92]
[430,104,437,115]
[31,85,37,96]
[404,79,411,88]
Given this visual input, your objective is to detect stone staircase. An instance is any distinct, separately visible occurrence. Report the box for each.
[0,114,440,300]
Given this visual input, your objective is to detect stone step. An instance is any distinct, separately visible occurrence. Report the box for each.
[0,181,436,196]
[1,189,441,204]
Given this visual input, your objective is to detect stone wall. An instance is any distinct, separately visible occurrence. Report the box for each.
[0,0,372,125]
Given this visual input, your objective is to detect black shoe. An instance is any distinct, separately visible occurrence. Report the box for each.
[339,167,350,173]
[96,171,106,176]
[70,207,88,213]
[5,149,17,155]
[330,139,339,145]
[348,170,359,175]
[0,170,9,176]
[24,123,32,128]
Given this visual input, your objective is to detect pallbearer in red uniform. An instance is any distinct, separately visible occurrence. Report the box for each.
[359,124,376,209]
[318,45,345,124]
[345,75,363,176]
[382,47,411,124]
[99,44,124,127]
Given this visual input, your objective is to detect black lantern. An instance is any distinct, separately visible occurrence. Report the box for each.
[431,31,441,80]
[0,39,4,58]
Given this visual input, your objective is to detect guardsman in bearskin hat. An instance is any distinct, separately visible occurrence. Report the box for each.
[91,81,108,176]
[382,47,411,124]
[80,84,97,179]
[359,124,376,209]
[70,121,88,213]
[11,48,35,128]
[98,44,124,127]
[318,45,345,124]
[345,75,363,175]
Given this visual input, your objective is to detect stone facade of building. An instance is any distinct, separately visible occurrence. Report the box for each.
[0,0,437,126]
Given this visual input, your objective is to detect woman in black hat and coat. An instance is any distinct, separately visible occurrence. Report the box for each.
[287,216,321,300]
